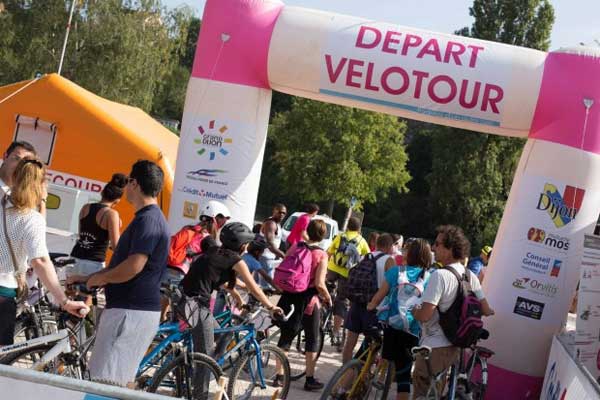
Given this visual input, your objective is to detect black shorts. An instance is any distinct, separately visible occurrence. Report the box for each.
[344,302,379,336]
[0,295,17,345]
[382,327,418,393]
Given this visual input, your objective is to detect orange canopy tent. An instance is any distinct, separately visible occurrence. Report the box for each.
[0,73,178,227]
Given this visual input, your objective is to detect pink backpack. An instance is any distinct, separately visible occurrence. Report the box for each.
[274,242,315,293]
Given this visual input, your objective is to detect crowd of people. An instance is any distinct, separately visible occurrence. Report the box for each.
[0,139,496,399]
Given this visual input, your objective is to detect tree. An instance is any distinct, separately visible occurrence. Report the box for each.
[268,98,410,216]
[0,0,194,115]
[427,0,555,252]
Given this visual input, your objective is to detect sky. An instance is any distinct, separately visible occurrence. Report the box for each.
[163,0,600,50]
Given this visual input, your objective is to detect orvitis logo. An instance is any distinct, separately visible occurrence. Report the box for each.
[536,183,585,228]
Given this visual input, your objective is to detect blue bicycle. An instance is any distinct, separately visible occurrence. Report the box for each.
[145,284,293,400]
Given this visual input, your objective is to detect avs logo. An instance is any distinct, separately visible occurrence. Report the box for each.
[194,120,233,161]
[536,183,585,228]
[513,296,544,320]
[527,227,570,252]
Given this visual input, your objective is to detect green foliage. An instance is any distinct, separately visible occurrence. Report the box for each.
[268,98,410,211]
[0,0,195,120]
[426,0,555,252]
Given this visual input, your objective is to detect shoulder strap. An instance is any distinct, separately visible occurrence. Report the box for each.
[373,252,387,262]
[444,266,465,297]
[2,197,18,273]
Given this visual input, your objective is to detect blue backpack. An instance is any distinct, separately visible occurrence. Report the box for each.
[377,266,430,337]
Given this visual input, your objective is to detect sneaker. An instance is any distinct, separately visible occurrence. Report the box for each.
[304,377,325,391]
[272,374,284,388]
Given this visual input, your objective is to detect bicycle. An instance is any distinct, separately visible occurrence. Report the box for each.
[320,330,393,400]
[0,284,94,380]
[150,293,294,400]
[411,329,494,400]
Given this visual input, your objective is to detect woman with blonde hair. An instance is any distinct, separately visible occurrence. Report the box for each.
[0,157,88,345]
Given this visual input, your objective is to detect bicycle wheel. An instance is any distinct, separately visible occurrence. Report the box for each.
[321,359,367,400]
[227,344,290,400]
[370,359,394,400]
[148,352,223,399]
[1,344,82,378]
[468,357,487,400]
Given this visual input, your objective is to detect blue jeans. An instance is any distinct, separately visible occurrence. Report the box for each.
[258,257,280,289]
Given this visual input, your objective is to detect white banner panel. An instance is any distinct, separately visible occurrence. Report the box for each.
[483,139,600,377]
[541,336,600,400]
[268,6,547,137]
[168,78,271,231]
[575,235,600,382]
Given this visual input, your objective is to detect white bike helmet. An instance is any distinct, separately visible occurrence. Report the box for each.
[200,200,231,219]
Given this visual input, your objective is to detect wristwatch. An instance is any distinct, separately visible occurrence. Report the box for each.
[60,298,69,309]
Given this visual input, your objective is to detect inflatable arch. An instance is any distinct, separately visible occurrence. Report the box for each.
[169,0,600,397]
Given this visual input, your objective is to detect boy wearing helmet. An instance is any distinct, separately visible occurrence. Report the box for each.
[467,245,492,279]
[181,222,284,397]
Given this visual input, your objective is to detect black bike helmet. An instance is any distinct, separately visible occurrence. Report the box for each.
[248,234,269,252]
[220,222,255,251]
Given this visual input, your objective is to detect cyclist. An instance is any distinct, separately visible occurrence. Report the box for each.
[67,173,126,285]
[368,238,433,400]
[0,157,88,345]
[287,203,319,246]
[341,233,394,367]
[412,225,494,398]
[275,219,333,391]
[259,203,287,289]
[326,217,370,347]
[467,245,492,280]
[243,235,280,292]
[180,222,283,398]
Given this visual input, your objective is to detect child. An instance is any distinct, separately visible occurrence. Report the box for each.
[368,238,433,400]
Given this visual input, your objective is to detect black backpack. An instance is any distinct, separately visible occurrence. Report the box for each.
[438,267,484,348]
[347,253,386,304]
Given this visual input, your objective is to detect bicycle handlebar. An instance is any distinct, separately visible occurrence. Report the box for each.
[67,283,98,296]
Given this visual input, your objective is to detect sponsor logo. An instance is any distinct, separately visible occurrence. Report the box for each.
[521,252,551,275]
[512,277,558,297]
[179,186,228,201]
[194,120,233,161]
[536,183,585,228]
[513,296,544,320]
[183,201,199,219]
[527,227,570,251]
[543,362,567,400]
[185,168,229,186]
[550,259,562,277]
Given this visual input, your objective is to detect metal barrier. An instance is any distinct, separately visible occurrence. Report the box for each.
[0,364,173,400]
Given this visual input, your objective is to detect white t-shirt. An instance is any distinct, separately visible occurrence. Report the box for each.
[419,262,485,348]
[372,250,392,288]
[0,202,49,288]
[0,178,9,198]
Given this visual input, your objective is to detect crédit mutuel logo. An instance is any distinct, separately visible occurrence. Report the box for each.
[536,183,585,228]
[194,120,233,161]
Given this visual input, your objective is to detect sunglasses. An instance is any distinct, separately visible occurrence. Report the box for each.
[22,159,43,168]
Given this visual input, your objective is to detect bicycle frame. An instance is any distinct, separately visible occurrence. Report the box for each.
[214,323,266,389]
[137,322,193,378]
[0,329,71,371]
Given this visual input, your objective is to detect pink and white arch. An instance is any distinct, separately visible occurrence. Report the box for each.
[169,1,600,397]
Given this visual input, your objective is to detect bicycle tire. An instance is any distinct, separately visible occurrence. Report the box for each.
[469,357,487,400]
[148,352,223,399]
[227,343,290,400]
[1,344,82,378]
[320,359,366,400]
[371,360,394,400]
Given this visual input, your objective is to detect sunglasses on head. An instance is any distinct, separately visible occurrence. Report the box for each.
[22,159,43,168]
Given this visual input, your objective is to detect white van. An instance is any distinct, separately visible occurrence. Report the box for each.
[280,212,339,251]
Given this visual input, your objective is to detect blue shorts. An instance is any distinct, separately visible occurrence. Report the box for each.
[344,302,379,335]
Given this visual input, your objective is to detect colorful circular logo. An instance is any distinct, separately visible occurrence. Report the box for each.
[194,120,233,161]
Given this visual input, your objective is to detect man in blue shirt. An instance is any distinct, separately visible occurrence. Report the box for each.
[85,160,170,386]
[467,245,492,279]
